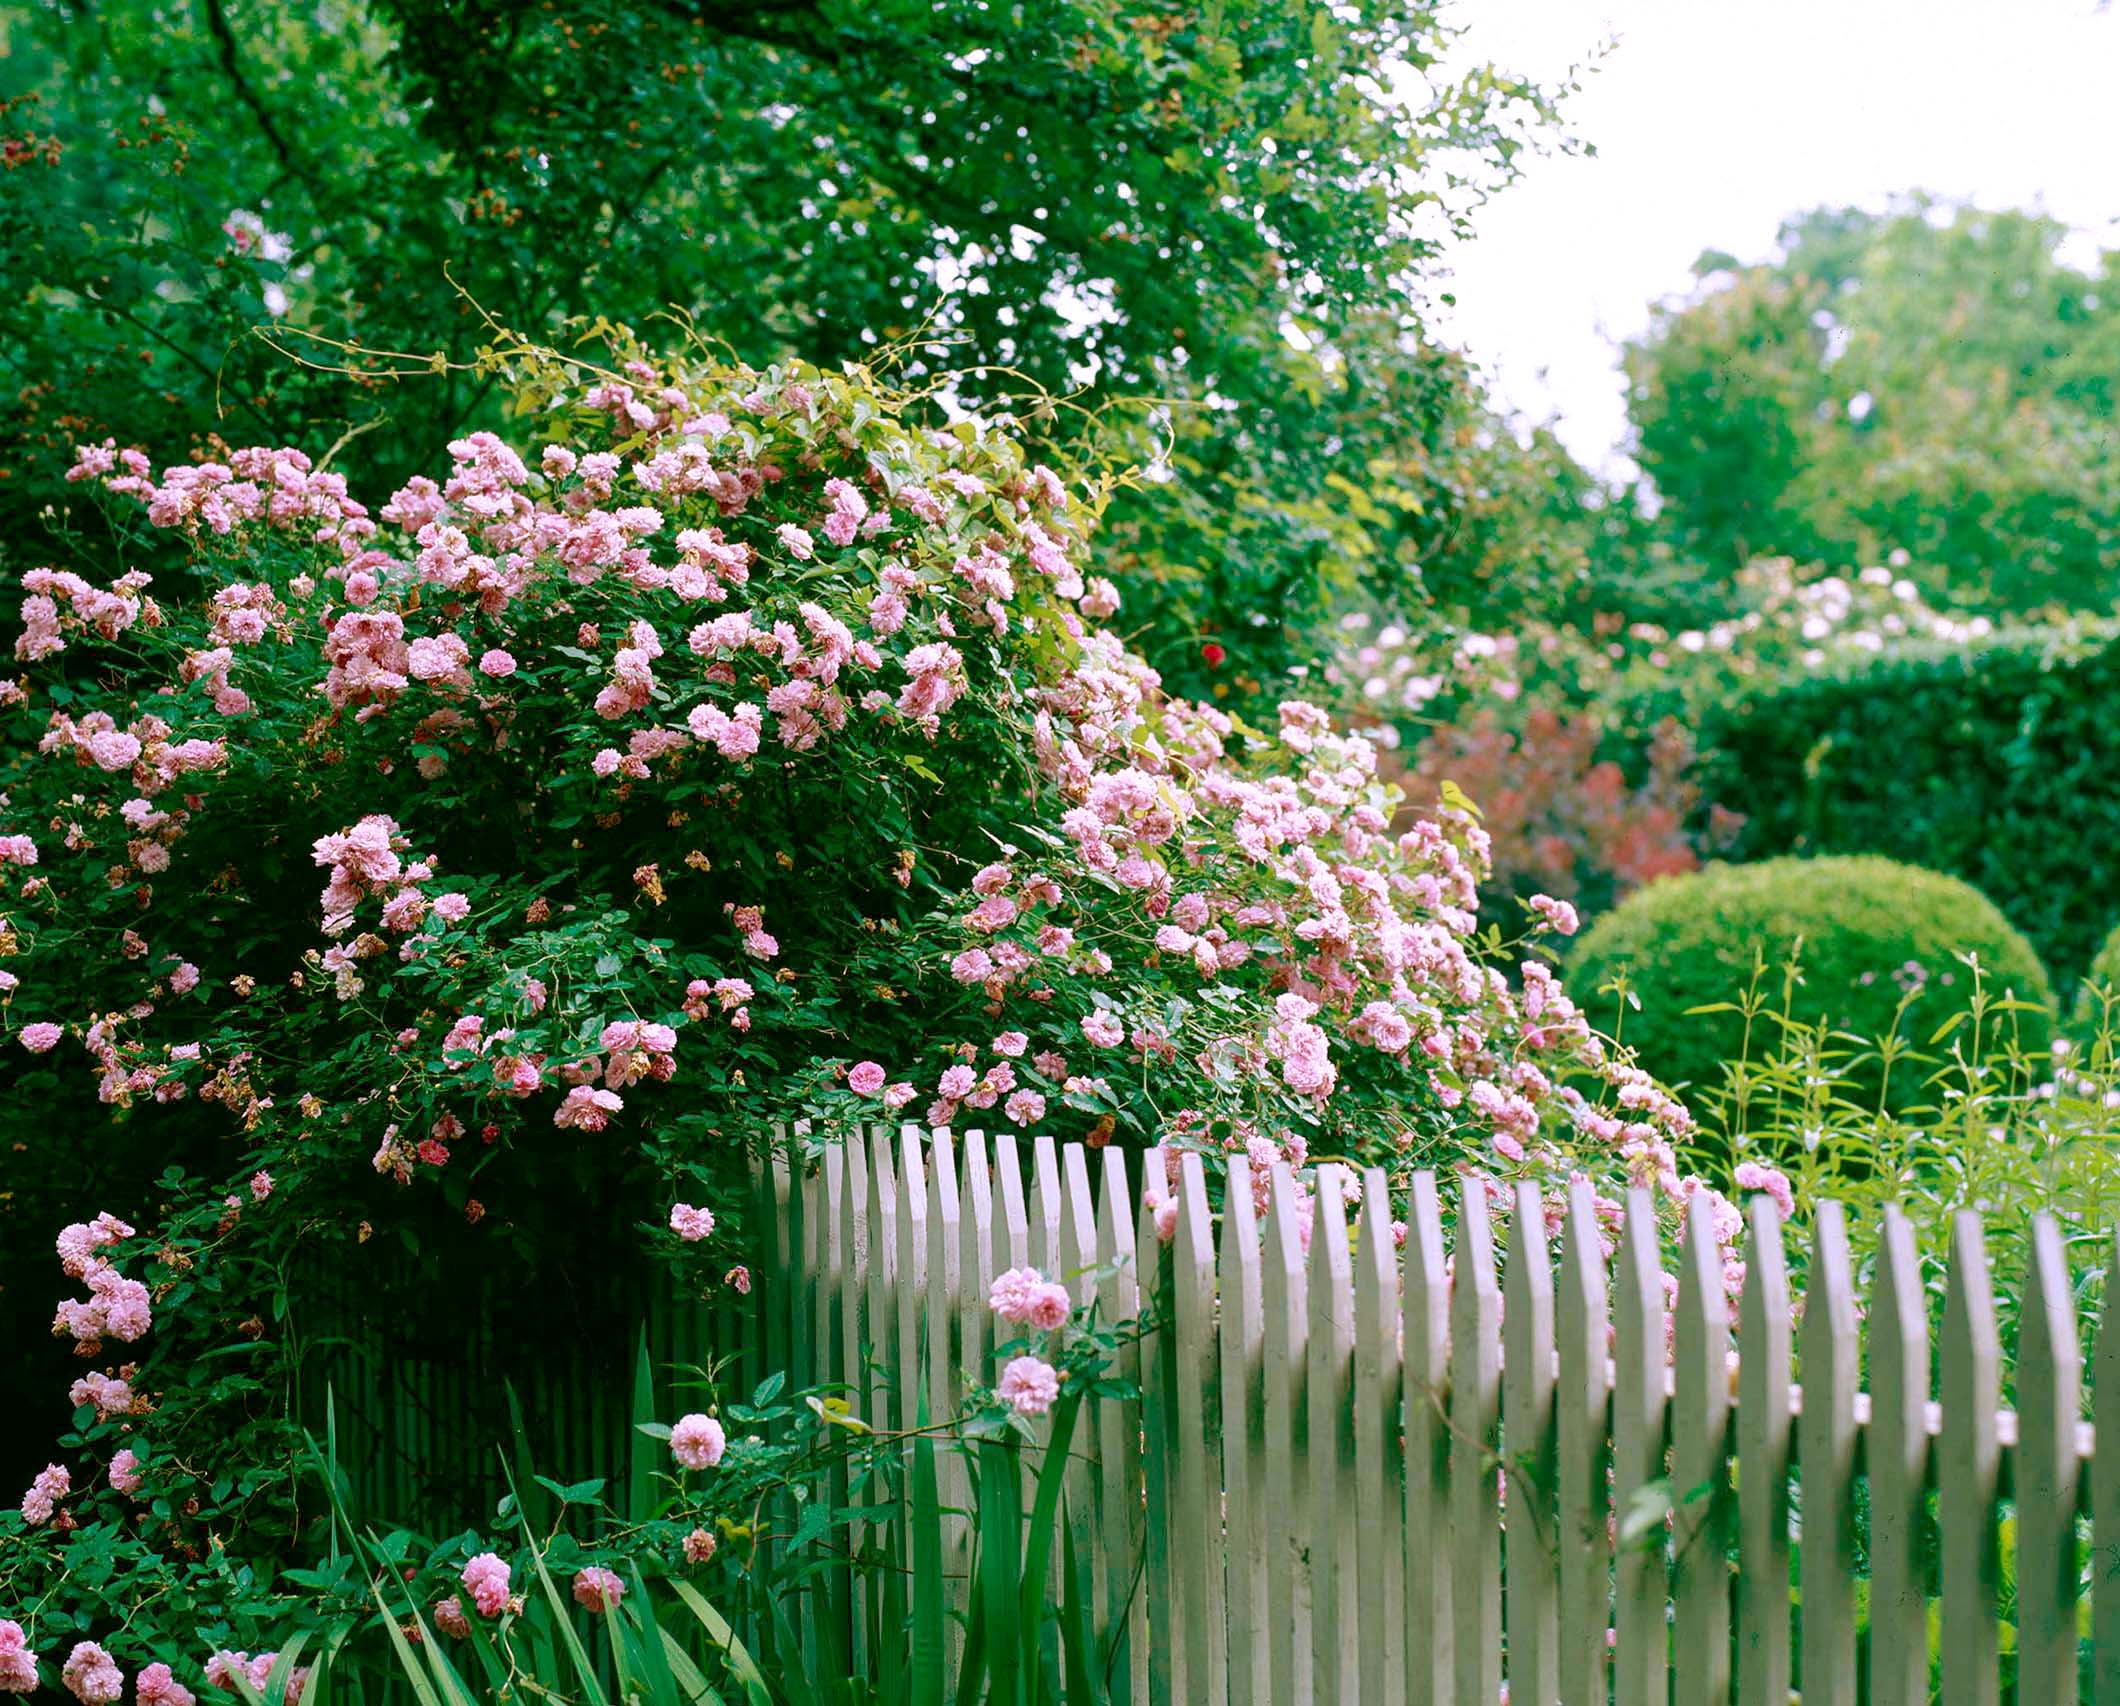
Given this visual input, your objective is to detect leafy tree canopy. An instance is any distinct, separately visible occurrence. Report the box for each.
[0,0,1586,692]
[1623,197,2120,613]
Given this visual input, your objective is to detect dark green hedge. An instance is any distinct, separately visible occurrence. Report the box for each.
[1681,624,2120,982]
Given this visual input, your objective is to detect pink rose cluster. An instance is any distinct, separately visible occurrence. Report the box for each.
[670,1412,726,1470]
[459,1551,516,1618]
[0,1622,37,1695]
[205,1651,305,1702]
[987,1266,1071,1333]
[61,1642,123,1705]
[572,1567,625,1613]
[668,1202,715,1242]
[997,1356,1060,1416]
[51,1213,151,1347]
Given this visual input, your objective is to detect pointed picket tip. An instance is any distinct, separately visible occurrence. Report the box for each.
[1176,1148,1216,1275]
[1678,1186,1730,1328]
[1313,1164,1354,1289]
[1454,1174,1500,1313]
[1262,1160,1308,1278]
[1404,1169,1447,1293]
[2018,1212,2079,1378]
[1354,1165,1396,1309]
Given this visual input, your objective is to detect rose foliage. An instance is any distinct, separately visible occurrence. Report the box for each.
[0,338,1752,1646]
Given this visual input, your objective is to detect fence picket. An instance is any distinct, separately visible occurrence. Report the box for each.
[1939,1210,2003,1706]
[1401,1171,1452,1706]
[2095,1225,2120,1706]
[1139,1149,1179,1706]
[1307,1166,1357,1702]
[858,1130,895,1662]
[1557,1177,1611,1706]
[1799,1200,1859,1706]
[1260,1161,1313,1706]
[1611,1186,1668,1704]
[734,1135,2120,1705]
[1220,1154,1270,1706]
[1672,1187,1731,1705]
[1031,1132,1063,1278]
[1450,1178,1503,1706]
[1735,1194,1793,1706]
[1352,1167,1404,1706]
[921,1126,969,1673]
[1030,1134,1069,1613]
[1867,1204,1927,1706]
[2017,1213,2082,1704]
[1058,1140,1102,1672]
[816,1135,853,1662]
[893,1127,929,1655]
[1503,1179,1559,1706]
[1172,1151,1227,1702]
[1096,1146,1147,1705]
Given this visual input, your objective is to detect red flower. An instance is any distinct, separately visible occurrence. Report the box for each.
[1200,642,1226,667]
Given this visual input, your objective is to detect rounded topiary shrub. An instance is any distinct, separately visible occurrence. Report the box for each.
[1566,855,2055,1097]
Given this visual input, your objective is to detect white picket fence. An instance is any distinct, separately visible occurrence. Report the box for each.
[751,1124,2115,1703]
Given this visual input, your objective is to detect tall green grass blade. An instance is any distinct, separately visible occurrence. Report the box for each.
[505,1385,547,1531]
[977,1437,1023,1706]
[456,1606,512,1695]
[367,1578,470,1706]
[629,1331,658,1525]
[668,1578,778,1706]
[1059,1518,1100,1706]
[1015,1395,1081,1679]
[621,1567,682,1706]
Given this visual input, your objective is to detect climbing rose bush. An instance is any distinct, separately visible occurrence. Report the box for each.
[0,338,1758,1652]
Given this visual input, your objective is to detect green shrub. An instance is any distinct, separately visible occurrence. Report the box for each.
[1566,855,2055,1100]
[2074,919,2120,1032]
[1674,623,2120,982]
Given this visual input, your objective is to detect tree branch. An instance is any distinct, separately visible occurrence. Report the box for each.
[199,0,313,194]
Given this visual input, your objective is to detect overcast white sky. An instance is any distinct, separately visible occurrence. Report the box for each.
[1429,0,2120,477]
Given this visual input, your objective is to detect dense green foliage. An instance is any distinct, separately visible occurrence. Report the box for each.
[1568,855,2054,1102]
[1685,625,2120,980]
[1623,200,2120,612]
[0,0,1588,698]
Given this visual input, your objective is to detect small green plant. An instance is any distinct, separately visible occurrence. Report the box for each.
[1670,945,2120,1347]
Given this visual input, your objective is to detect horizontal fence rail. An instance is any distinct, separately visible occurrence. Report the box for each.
[760,1123,2120,1705]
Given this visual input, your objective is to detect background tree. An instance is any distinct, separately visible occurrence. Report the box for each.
[1623,198,2120,612]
